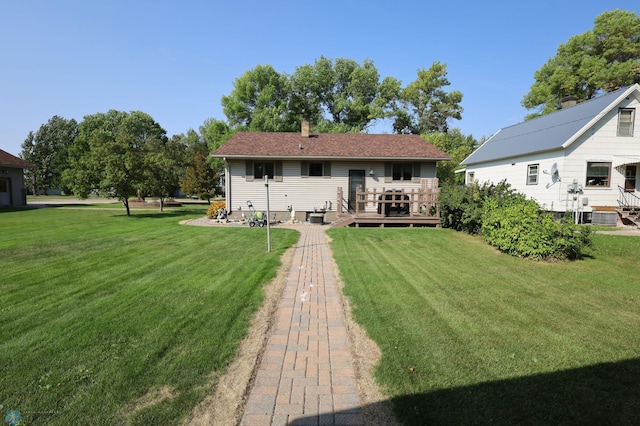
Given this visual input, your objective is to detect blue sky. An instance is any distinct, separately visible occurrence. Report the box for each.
[0,0,635,156]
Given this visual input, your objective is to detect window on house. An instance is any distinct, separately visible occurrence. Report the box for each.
[466,172,475,185]
[585,162,611,187]
[246,160,282,182]
[254,162,275,179]
[309,162,323,177]
[527,164,539,185]
[392,164,413,181]
[301,161,331,178]
[618,108,635,136]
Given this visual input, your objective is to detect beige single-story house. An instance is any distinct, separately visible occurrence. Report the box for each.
[0,149,35,206]
[212,122,450,226]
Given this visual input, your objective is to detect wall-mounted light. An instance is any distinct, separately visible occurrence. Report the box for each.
[369,169,374,176]
[2,170,8,174]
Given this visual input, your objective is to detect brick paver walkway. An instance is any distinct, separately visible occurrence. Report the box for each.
[240,224,364,426]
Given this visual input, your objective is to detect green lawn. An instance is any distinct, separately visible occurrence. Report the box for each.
[0,207,298,425]
[328,227,640,425]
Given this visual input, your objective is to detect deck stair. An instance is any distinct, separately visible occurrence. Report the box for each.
[330,213,356,228]
[615,207,640,227]
[617,185,640,227]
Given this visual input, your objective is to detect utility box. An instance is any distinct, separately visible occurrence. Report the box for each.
[592,211,618,226]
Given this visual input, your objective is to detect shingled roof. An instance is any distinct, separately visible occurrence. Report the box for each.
[0,149,35,168]
[212,132,450,161]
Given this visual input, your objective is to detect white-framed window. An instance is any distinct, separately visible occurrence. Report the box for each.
[466,172,475,185]
[585,162,611,187]
[527,164,539,185]
[617,108,635,136]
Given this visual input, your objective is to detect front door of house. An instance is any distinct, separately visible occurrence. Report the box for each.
[0,178,11,206]
[625,165,637,192]
[348,170,365,212]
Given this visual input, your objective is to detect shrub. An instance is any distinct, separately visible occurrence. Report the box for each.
[207,201,226,218]
[481,196,592,260]
[439,180,517,234]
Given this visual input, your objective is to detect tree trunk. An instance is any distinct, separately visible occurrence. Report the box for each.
[159,197,164,212]
[123,199,131,216]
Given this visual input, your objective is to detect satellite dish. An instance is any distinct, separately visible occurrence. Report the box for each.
[550,163,562,181]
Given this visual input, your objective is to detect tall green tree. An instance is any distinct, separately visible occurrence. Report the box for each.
[64,110,167,216]
[393,62,463,134]
[221,65,295,132]
[200,118,234,181]
[289,56,400,132]
[142,135,187,212]
[20,116,78,195]
[424,129,478,185]
[522,9,640,118]
[180,151,218,202]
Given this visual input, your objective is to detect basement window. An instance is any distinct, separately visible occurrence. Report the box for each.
[618,108,635,136]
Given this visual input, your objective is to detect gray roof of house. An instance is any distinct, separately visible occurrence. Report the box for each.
[462,84,640,165]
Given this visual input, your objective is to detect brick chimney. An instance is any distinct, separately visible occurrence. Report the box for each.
[301,119,310,137]
[561,95,578,109]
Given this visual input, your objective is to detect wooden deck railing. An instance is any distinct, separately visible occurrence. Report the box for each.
[337,184,440,218]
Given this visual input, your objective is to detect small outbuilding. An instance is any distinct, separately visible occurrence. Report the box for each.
[0,149,36,207]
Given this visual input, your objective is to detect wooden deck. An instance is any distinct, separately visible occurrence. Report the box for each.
[333,183,441,228]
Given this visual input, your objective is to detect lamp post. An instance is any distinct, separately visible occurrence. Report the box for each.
[265,175,271,252]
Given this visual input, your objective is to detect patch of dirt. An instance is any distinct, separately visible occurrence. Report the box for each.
[124,385,175,419]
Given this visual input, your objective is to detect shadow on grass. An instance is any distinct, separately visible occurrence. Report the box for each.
[292,358,640,425]
[0,206,37,213]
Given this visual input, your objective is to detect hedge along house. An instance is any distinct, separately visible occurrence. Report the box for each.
[212,121,451,227]
[0,149,35,207]
[461,84,640,226]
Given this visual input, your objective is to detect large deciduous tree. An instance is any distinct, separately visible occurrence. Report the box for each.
[393,62,463,135]
[522,9,640,118]
[142,135,187,212]
[423,129,478,185]
[64,110,167,216]
[221,65,295,132]
[289,56,400,132]
[181,151,218,202]
[20,116,78,195]
[222,57,401,134]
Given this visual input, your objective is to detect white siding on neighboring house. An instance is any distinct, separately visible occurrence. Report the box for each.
[465,91,640,213]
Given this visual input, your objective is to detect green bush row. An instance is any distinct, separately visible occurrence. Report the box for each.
[440,181,592,260]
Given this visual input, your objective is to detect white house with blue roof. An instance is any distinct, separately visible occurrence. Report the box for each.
[462,84,640,224]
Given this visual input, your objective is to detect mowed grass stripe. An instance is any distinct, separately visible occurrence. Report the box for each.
[0,207,298,425]
[328,227,640,424]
